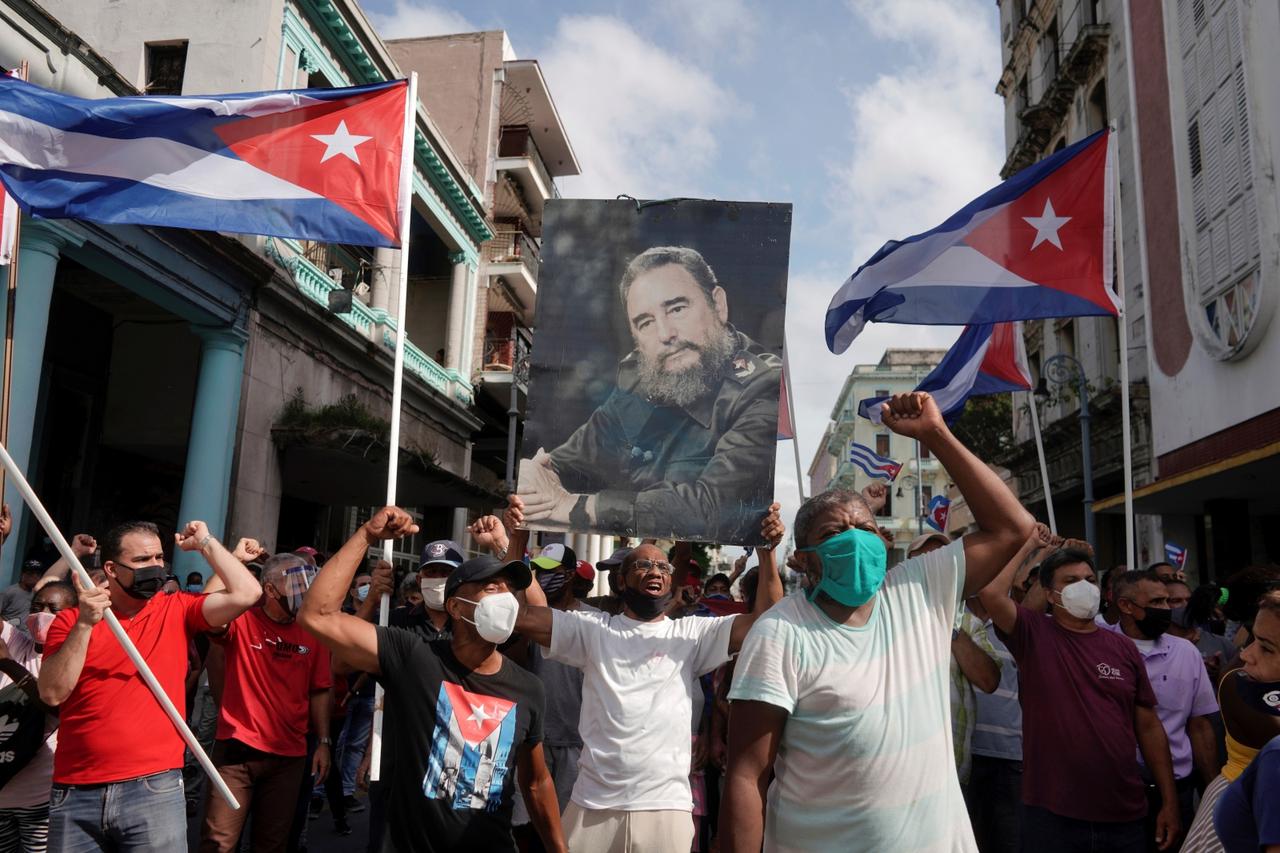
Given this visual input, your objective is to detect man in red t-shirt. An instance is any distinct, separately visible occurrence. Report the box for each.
[199,553,333,852]
[39,519,262,851]
[979,546,1180,852]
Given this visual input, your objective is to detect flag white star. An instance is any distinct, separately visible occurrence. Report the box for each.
[311,120,372,164]
[467,703,492,724]
[1022,198,1072,250]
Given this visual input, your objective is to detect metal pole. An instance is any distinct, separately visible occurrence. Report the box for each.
[504,325,519,492]
[370,72,418,783]
[1109,126,1137,571]
[1077,369,1095,551]
[0,439,239,808]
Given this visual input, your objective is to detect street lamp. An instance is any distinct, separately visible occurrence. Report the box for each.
[1033,353,1094,550]
[896,473,925,535]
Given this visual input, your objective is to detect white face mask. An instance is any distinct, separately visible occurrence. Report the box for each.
[420,576,447,611]
[1056,579,1101,620]
[455,592,519,644]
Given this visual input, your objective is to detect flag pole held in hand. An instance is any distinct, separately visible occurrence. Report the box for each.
[0,439,240,809]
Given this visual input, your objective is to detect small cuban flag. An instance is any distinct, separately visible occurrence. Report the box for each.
[1164,541,1187,568]
[926,496,951,532]
[848,441,901,482]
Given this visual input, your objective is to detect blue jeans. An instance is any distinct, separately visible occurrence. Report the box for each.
[336,693,375,797]
[48,769,186,852]
[1019,804,1145,853]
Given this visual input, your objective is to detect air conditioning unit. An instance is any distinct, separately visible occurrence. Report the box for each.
[353,282,371,297]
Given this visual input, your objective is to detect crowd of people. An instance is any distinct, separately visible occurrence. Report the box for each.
[0,391,1276,852]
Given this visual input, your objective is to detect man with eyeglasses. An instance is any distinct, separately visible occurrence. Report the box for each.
[511,500,786,852]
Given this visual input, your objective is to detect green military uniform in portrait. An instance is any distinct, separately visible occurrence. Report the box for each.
[548,328,781,544]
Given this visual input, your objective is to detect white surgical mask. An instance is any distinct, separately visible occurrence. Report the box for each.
[356,584,371,602]
[420,576,447,611]
[1056,579,1101,620]
[455,592,519,644]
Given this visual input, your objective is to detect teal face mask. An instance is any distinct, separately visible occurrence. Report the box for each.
[798,527,888,608]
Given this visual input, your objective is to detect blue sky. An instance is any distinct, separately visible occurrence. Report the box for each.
[363,0,1008,534]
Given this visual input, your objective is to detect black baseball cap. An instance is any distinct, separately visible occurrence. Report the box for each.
[597,547,632,572]
[419,539,465,570]
[20,560,42,575]
[444,555,531,601]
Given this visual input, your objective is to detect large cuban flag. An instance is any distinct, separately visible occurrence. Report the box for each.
[858,322,1032,424]
[825,129,1117,354]
[0,76,409,248]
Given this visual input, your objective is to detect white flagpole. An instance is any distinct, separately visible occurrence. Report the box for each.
[1109,125,1136,570]
[1027,396,1058,535]
[370,72,417,784]
[782,342,805,503]
[0,440,240,808]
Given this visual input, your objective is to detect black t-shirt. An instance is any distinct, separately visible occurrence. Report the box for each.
[376,628,544,853]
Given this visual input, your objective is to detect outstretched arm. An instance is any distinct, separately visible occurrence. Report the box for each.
[729,504,785,653]
[298,508,419,674]
[880,393,1034,597]
[720,700,786,852]
[502,495,554,646]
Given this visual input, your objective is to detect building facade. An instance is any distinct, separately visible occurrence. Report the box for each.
[995,0,1280,579]
[810,349,950,564]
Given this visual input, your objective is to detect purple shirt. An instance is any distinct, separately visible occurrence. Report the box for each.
[1103,623,1219,779]
[998,605,1156,822]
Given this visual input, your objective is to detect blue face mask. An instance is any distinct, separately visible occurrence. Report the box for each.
[799,527,888,608]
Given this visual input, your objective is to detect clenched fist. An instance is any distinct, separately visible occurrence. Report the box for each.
[362,507,419,543]
[880,392,946,441]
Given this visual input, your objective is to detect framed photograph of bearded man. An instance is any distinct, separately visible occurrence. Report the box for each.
[517,198,791,545]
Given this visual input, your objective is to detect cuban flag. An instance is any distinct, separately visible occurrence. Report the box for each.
[848,441,901,482]
[1164,541,1187,568]
[858,322,1032,424]
[0,76,409,248]
[926,495,951,532]
[825,130,1117,354]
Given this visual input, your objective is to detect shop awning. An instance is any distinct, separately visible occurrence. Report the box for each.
[1093,440,1280,516]
[273,427,504,510]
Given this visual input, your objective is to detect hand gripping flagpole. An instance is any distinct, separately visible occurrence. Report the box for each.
[0,440,240,808]
[370,71,418,784]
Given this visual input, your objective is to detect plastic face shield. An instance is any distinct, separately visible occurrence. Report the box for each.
[280,562,312,614]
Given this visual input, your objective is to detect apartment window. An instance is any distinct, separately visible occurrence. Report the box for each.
[880,490,893,518]
[920,443,931,460]
[875,433,891,457]
[922,485,933,506]
[1041,17,1059,83]
[145,42,188,95]
[1088,80,1110,133]
[875,388,889,399]
[1057,320,1076,361]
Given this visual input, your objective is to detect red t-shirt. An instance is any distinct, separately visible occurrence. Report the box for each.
[997,604,1157,822]
[44,591,211,785]
[215,607,332,756]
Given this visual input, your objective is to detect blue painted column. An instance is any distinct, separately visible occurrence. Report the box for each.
[173,326,246,579]
[0,224,66,583]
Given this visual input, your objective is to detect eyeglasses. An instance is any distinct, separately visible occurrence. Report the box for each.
[629,559,674,576]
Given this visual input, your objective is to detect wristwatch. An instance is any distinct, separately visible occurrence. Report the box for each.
[318,737,332,746]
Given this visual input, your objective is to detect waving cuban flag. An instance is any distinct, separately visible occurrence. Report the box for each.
[848,441,901,482]
[0,76,409,247]
[926,496,951,532]
[825,130,1118,354]
[858,322,1032,424]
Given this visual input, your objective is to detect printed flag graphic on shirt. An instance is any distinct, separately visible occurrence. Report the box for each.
[825,129,1117,353]
[858,322,1032,424]
[424,682,518,812]
[848,441,901,482]
[926,496,951,532]
[0,76,409,247]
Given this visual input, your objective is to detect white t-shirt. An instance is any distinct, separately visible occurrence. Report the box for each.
[728,539,976,852]
[546,607,735,811]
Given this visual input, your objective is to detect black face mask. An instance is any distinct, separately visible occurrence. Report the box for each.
[1134,605,1173,639]
[119,565,165,600]
[621,587,672,620]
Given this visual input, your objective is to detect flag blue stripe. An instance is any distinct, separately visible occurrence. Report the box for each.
[847,456,895,481]
[0,165,395,247]
[849,442,896,467]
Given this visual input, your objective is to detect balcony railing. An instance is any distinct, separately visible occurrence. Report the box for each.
[482,325,532,385]
[484,228,541,281]
[497,125,558,200]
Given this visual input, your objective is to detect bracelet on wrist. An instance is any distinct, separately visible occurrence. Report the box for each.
[199,534,214,552]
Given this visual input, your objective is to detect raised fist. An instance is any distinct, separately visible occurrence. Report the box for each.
[176,521,212,553]
[880,392,946,441]
[363,507,419,543]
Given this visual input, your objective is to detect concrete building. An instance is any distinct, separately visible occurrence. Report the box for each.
[810,349,950,564]
[995,0,1280,579]
[993,0,1159,571]
[38,0,500,574]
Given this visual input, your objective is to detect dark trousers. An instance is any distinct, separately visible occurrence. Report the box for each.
[964,755,1022,853]
[1019,804,1145,853]
[1142,776,1194,853]
[200,740,306,853]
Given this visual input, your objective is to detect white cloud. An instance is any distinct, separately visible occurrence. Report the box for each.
[369,1,475,40]
[539,16,733,199]
[655,0,759,57]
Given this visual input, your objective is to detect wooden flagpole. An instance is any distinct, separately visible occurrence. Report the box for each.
[369,71,417,783]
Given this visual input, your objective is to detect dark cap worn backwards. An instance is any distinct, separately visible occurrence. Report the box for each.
[444,555,532,602]
[420,539,465,570]
[597,547,632,572]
